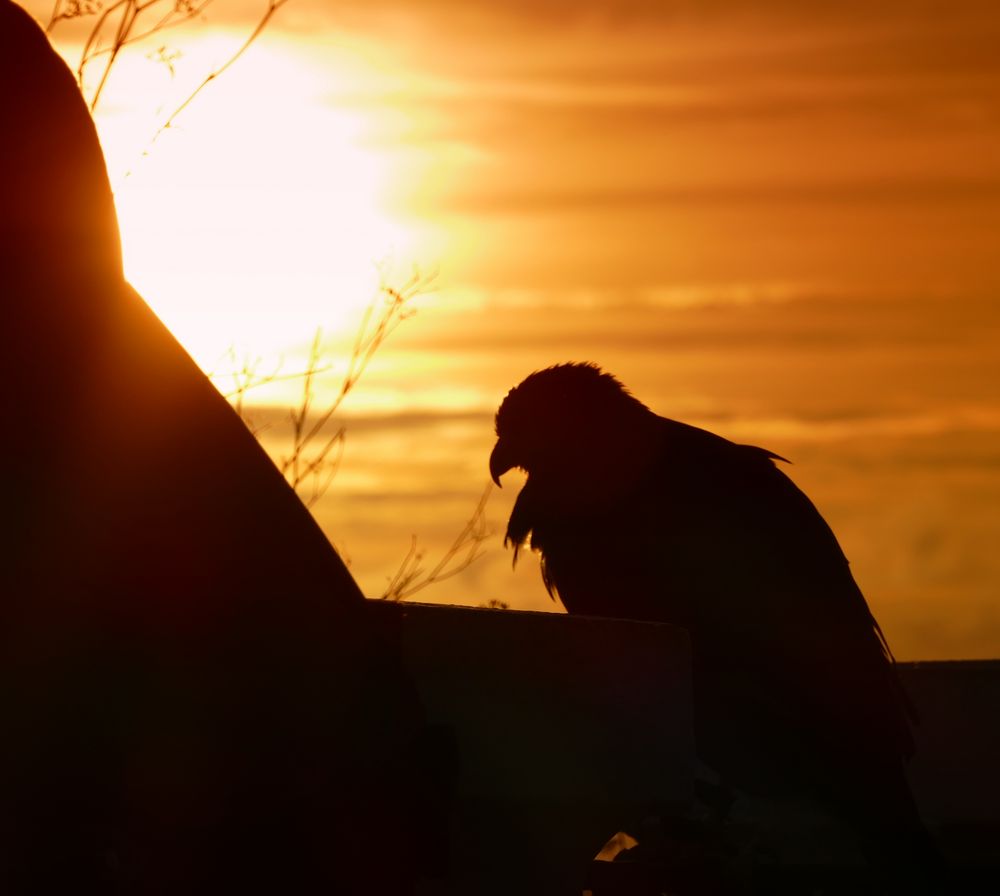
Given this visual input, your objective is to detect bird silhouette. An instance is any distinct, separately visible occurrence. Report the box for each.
[491,362,941,890]
[0,3,429,891]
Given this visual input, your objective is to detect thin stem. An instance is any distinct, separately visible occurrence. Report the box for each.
[146,0,289,149]
[89,0,136,111]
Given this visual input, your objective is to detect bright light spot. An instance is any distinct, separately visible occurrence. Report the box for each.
[88,33,428,368]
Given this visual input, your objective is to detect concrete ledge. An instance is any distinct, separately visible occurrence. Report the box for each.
[368,602,999,890]
[368,601,694,894]
[899,660,1000,866]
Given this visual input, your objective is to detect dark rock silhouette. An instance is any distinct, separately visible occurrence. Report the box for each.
[491,362,943,892]
[0,3,428,891]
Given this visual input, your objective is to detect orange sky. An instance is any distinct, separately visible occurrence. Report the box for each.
[31,0,1000,658]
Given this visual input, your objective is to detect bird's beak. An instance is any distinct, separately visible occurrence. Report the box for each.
[489,440,515,487]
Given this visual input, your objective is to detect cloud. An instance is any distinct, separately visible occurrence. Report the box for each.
[434,178,1000,216]
[293,0,1000,34]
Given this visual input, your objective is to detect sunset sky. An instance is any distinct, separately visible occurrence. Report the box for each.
[30,0,1000,658]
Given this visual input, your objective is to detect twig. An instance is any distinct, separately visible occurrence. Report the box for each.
[381,482,494,602]
[47,1,267,118]
[145,0,289,149]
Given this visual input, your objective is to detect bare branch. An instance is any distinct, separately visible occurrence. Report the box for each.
[381,482,494,602]
[47,1,263,117]
[207,266,431,511]
[145,0,289,149]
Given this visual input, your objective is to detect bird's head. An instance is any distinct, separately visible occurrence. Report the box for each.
[490,363,653,495]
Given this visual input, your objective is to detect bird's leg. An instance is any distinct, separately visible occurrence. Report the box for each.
[695,778,773,867]
[614,777,739,867]
[610,804,753,896]
[694,777,736,826]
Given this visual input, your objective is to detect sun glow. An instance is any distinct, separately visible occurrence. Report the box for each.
[87,33,423,368]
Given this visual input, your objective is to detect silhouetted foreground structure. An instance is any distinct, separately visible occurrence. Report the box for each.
[1,4,431,891]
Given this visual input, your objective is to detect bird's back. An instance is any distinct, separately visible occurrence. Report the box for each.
[528,416,916,795]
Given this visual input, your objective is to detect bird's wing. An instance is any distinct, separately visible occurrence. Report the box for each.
[527,413,915,765]
[649,417,916,762]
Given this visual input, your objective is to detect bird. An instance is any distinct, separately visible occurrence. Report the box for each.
[490,362,940,888]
